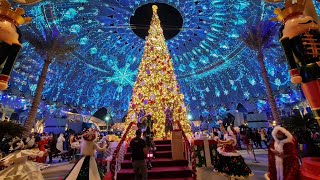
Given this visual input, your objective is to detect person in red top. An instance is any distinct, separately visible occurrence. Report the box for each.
[35,135,48,163]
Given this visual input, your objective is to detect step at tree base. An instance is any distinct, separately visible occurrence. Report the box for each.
[149,178,194,180]
[154,140,171,145]
[127,144,172,152]
[125,151,172,160]
[116,140,193,180]
[121,158,188,169]
[117,166,192,179]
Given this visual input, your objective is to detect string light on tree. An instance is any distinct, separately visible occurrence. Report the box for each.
[125,5,191,138]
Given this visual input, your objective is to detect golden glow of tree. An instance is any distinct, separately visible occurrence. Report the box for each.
[125,5,191,138]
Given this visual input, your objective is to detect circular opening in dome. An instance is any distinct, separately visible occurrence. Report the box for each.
[130,3,183,40]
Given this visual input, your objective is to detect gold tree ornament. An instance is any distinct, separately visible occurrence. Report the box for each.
[152,5,158,13]
[0,0,32,26]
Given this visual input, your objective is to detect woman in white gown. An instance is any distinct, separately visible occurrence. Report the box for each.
[65,128,107,180]
[0,137,44,180]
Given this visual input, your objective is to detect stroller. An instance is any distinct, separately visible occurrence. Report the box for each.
[50,149,72,162]
[144,127,156,170]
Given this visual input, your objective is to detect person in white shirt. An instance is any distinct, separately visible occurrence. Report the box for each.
[56,133,65,152]
[25,133,35,149]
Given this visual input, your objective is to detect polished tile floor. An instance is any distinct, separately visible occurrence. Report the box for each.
[197,149,268,180]
[42,149,268,180]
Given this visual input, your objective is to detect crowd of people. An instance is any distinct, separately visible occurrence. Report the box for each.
[0,130,111,164]
[240,127,272,149]
[211,126,272,151]
[0,128,111,180]
[0,108,318,180]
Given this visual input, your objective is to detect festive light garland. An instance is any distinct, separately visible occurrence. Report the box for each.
[124,5,191,138]
[110,121,135,180]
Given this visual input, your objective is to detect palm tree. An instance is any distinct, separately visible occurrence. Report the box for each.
[22,27,77,137]
[240,20,281,123]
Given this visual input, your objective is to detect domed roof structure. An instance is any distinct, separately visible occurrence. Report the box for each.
[6,0,320,118]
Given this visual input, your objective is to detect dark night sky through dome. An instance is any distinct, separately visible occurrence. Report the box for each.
[5,0,320,120]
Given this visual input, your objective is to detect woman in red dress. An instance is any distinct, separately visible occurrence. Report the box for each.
[214,121,253,179]
[35,135,48,163]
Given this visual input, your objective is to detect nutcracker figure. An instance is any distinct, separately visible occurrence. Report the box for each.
[272,0,320,125]
[0,0,31,90]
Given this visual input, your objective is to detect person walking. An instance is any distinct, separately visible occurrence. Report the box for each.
[254,129,262,149]
[56,133,65,152]
[251,128,258,148]
[48,134,59,164]
[130,130,148,180]
[260,128,268,148]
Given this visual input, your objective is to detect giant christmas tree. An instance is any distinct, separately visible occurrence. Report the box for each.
[125,5,191,138]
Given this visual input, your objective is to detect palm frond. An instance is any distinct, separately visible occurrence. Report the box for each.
[240,20,278,52]
[23,25,78,62]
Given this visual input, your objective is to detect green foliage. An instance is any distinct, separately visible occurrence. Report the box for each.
[280,113,319,144]
[281,113,320,157]
[0,121,25,140]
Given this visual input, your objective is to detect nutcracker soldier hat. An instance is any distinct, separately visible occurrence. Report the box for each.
[0,0,32,26]
[271,0,305,24]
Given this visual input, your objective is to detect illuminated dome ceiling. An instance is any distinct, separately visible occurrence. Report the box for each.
[7,0,320,118]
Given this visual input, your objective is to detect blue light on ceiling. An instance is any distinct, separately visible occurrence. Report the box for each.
[7,0,320,118]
